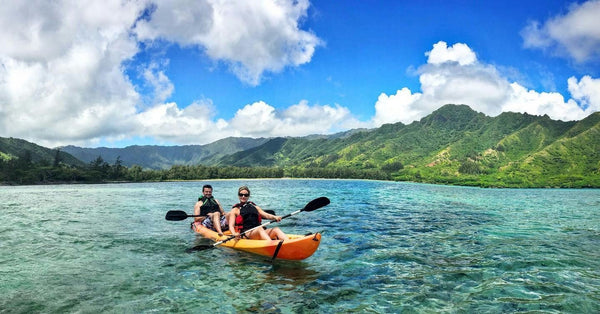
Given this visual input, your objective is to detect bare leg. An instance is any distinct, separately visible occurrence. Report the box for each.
[209,212,224,236]
[247,228,272,240]
[267,227,288,241]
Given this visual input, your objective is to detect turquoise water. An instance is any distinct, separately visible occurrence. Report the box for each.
[1,180,599,313]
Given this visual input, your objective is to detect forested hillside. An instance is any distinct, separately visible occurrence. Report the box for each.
[217,105,600,187]
[2,104,599,187]
[61,137,271,169]
[0,137,83,167]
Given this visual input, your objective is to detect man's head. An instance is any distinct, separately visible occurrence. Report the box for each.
[202,184,213,197]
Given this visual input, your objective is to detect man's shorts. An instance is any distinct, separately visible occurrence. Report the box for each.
[201,215,228,231]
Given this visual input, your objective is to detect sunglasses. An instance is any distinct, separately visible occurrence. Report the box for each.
[238,193,250,197]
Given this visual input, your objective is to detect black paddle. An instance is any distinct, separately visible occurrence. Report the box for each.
[165,210,200,221]
[185,196,330,252]
[165,209,276,221]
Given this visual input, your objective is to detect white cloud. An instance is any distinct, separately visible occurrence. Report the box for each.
[136,100,231,144]
[521,0,600,63]
[141,61,175,105]
[0,0,328,147]
[373,88,422,125]
[134,0,322,85]
[0,0,144,147]
[568,75,600,113]
[373,41,597,126]
[229,100,354,138]
[502,83,586,120]
[425,41,477,66]
[132,99,356,144]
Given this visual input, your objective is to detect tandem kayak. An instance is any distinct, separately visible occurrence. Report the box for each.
[191,221,321,260]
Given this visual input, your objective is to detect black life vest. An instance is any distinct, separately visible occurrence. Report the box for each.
[234,202,261,232]
[198,196,220,216]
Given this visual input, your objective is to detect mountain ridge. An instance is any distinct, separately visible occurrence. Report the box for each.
[212,104,599,187]
[3,104,599,187]
[60,137,272,169]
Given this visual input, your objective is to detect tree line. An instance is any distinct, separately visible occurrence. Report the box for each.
[0,151,390,185]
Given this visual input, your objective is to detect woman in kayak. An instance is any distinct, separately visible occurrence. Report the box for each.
[193,184,228,236]
[229,186,289,241]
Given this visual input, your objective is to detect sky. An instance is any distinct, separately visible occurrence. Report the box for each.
[1,0,599,148]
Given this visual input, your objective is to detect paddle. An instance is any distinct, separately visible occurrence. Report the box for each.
[165,209,276,221]
[185,196,330,252]
[165,210,199,221]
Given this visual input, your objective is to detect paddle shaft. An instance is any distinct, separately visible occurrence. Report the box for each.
[166,209,275,221]
[280,209,301,220]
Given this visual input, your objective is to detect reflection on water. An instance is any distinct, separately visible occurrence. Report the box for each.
[267,261,320,284]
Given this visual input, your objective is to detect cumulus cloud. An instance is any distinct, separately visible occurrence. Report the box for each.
[0,0,326,147]
[373,41,597,126]
[521,0,600,63]
[229,100,355,138]
[425,41,477,66]
[373,88,423,126]
[136,100,231,144]
[568,75,600,112]
[134,0,322,86]
[132,99,356,144]
[141,61,175,105]
[0,0,143,147]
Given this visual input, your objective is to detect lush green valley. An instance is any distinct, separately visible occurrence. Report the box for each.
[2,105,599,187]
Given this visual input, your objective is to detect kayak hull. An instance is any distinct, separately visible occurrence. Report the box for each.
[191,222,321,260]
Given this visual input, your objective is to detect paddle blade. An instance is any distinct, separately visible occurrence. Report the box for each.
[185,245,214,253]
[165,210,189,221]
[302,197,330,212]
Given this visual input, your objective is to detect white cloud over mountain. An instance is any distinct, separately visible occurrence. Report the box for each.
[373,41,598,126]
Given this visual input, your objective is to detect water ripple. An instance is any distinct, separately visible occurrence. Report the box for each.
[1,181,599,312]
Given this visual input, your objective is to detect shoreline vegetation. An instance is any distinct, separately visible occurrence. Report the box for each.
[1,158,598,188]
[2,105,599,188]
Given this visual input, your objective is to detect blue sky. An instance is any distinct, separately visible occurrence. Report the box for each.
[1,0,599,148]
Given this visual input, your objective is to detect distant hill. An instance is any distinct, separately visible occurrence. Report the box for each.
[60,137,271,169]
[4,104,599,187]
[0,137,84,167]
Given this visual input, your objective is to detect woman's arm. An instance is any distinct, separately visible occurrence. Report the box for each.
[257,206,281,222]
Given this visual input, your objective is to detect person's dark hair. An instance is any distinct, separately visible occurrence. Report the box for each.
[202,184,213,191]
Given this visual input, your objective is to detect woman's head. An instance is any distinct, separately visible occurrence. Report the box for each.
[238,186,250,199]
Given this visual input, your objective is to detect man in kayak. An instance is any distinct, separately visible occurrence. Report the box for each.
[229,185,289,241]
[193,185,228,236]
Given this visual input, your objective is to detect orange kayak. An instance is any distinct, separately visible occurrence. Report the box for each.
[191,222,321,260]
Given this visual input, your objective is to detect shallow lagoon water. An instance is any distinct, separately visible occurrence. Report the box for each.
[1,180,599,312]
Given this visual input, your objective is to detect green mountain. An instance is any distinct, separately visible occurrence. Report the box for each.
[60,137,271,169]
[215,105,600,187]
[0,137,84,167]
[4,104,599,187]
